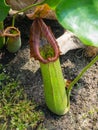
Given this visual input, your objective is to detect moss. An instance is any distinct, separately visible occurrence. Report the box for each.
[0,64,44,130]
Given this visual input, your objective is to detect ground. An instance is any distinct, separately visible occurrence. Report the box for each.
[0,15,98,130]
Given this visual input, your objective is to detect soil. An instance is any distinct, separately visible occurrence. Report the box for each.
[0,15,98,130]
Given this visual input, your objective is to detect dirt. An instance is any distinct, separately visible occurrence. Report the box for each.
[0,15,98,130]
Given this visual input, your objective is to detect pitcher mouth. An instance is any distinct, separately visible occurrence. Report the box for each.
[3,26,20,37]
[29,18,60,64]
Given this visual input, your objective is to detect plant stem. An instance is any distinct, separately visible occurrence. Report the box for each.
[0,22,5,48]
[67,55,98,95]
[12,0,45,26]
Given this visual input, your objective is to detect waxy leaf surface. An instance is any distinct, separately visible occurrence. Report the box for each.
[0,0,10,21]
[46,0,98,47]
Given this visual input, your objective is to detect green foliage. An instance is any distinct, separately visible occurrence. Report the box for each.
[0,64,44,130]
[1,0,98,47]
[45,0,98,47]
[1,0,98,48]
[0,0,10,21]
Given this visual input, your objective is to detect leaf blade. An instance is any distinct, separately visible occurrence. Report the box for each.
[55,0,98,47]
[0,0,10,21]
[45,0,98,47]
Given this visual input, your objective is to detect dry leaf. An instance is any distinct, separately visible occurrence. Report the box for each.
[66,80,72,88]
[26,4,56,19]
[85,46,98,57]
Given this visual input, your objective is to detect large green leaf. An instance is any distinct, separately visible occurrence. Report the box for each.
[0,0,10,21]
[46,0,98,47]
